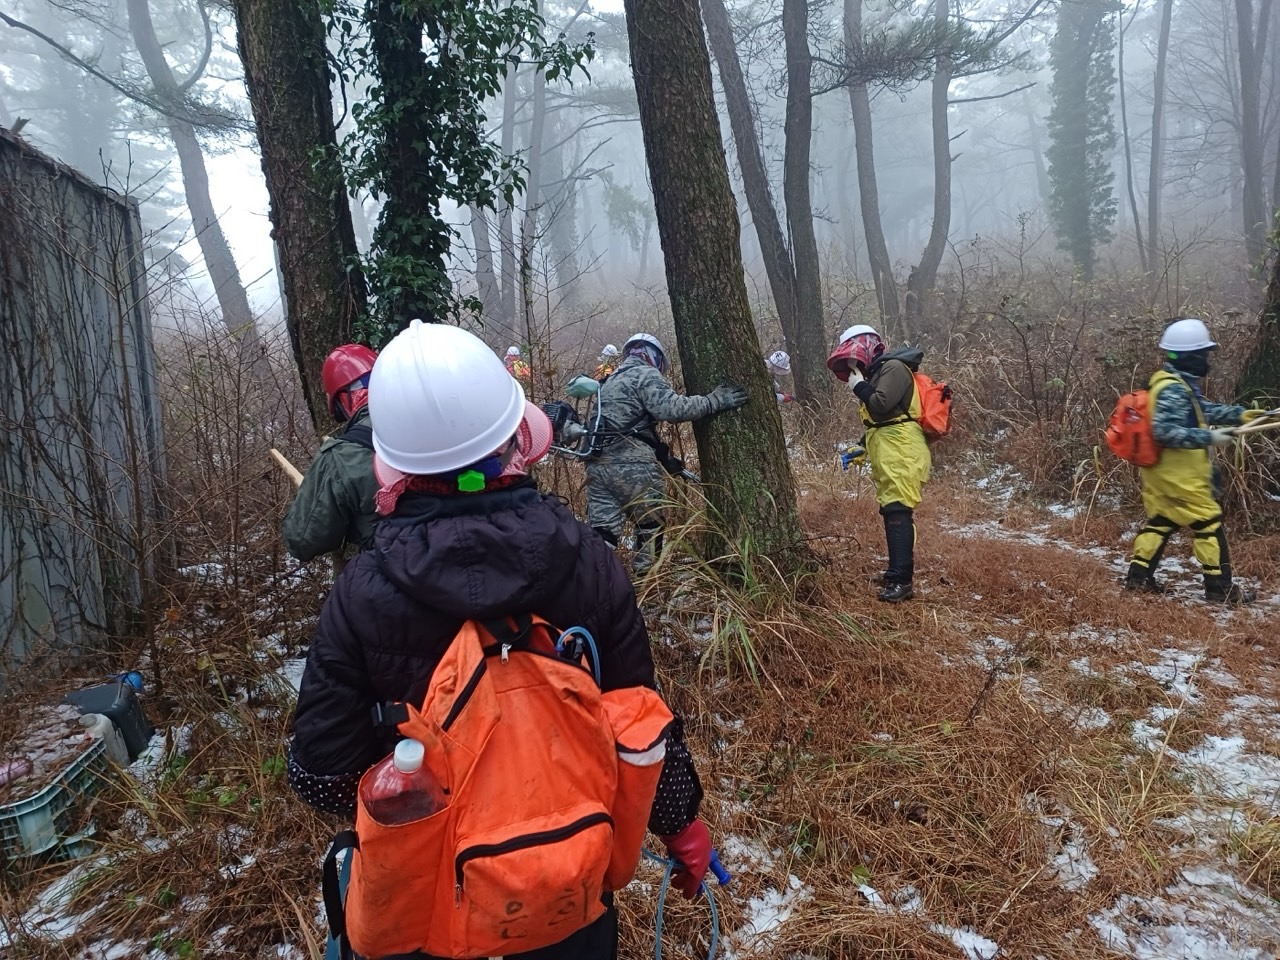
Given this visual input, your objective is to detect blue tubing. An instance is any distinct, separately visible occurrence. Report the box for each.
[642,848,726,960]
[556,626,602,686]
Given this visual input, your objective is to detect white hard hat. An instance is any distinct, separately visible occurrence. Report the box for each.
[838,324,880,345]
[506,346,522,358]
[371,321,529,475]
[601,344,619,357]
[1158,317,1217,352]
[623,332,665,355]
[767,350,791,373]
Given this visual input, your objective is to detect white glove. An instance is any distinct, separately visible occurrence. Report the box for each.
[847,369,865,392]
[1210,428,1237,447]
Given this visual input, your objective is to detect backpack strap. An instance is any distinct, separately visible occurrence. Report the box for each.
[865,363,919,431]
[1149,370,1207,428]
[322,830,359,960]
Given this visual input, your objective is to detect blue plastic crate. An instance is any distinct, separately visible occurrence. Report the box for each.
[0,739,108,861]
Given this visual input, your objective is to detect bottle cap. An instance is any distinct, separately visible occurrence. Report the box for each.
[393,738,426,773]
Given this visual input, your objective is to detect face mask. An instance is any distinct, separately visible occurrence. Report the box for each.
[1171,351,1211,378]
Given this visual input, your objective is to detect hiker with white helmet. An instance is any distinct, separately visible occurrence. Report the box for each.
[827,324,932,603]
[289,322,714,960]
[766,350,793,403]
[594,343,621,380]
[505,344,531,386]
[1124,317,1266,604]
[586,332,749,575]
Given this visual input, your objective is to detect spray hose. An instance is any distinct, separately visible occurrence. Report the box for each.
[642,847,730,960]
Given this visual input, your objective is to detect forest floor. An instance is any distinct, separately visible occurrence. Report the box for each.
[3,451,1280,959]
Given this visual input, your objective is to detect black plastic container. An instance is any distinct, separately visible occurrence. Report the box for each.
[64,683,155,762]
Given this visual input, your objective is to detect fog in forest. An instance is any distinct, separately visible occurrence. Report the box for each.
[1,0,1272,352]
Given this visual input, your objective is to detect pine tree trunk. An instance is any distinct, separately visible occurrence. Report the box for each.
[701,0,798,350]
[1148,0,1172,264]
[1117,8,1148,272]
[498,61,519,324]
[781,0,829,405]
[521,69,547,356]
[231,0,369,431]
[471,206,500,318]
[1020,89,1052,208]
[1235,0,1268,264]
[622,0,810,571]
[126,0,265,366]
[904,0,952,328]
[843,0,900,329]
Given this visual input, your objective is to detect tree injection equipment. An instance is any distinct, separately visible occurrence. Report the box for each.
[542,375,702,483]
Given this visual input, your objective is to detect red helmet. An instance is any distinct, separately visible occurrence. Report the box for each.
[825,327,884,382]
[322,344,378,419]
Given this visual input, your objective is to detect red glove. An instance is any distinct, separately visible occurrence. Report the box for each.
[660,819,712,899]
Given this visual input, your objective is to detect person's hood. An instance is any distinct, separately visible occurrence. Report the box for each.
[370,481,585,619]
[873,346,925,373]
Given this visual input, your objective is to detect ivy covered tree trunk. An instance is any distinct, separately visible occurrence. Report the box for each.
[231,0,369,431]
[622,0,810,572]
[367,0,446,327]
[1045,0,1117,280]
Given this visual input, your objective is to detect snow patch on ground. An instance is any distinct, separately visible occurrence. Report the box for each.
[858,882,1001,959]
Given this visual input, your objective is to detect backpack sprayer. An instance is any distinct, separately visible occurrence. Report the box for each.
[542,376,702,483]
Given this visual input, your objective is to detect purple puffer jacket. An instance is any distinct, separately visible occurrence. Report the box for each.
[288,478,702,836]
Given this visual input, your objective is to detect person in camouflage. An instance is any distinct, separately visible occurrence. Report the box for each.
[1125,318,1267,604]
[283,344,381,565]
[586,333,748,575]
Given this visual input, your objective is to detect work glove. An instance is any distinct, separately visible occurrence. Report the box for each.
[1210,428,1237,446]
[840,445,867,470]
[1242,407,1273,423]
[660,819,713,899]
[709,382,749,413]
[847,368,865,390]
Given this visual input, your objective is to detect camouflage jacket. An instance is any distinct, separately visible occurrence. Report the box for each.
[1150,364,1245,449]
[594,356,720,462]
[282,407,380,561]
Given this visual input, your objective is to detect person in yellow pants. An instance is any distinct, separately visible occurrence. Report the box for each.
[1125,317,1266,604]
[827,325,931,602]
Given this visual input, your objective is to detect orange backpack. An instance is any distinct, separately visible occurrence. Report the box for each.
[1105,389,1159,467]
[912,372,953,442]
[1105,374,1189,468]
[323,615,672,960]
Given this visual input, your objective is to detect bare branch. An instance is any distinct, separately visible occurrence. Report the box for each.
[949,81,1036,104]
[175,0,216,94]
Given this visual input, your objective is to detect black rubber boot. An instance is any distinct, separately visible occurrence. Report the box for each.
[1124,564,1165,594]
[879,506,915,603]
[1204,576,1256,605]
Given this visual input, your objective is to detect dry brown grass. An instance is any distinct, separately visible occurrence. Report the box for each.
[5,319,1280,959]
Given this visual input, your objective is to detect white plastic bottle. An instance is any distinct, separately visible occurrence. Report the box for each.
[80,713,130,765]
